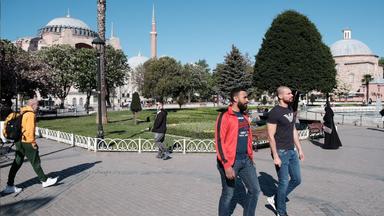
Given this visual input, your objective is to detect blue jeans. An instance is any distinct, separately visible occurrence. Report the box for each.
[275,149,301,216]
[217,158,261,216]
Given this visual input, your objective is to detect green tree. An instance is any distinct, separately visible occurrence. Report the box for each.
[1,40,50,117]
[216,45,251,100]
[130,92,142,124]
[37,45,76,108]
[105,45,130,107]
[73,48,97,113]
[361,74,374,104]
[254,10,336,94]
[142,57,183,101]
[176,92,186,108]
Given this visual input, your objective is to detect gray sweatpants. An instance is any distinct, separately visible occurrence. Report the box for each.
[154,133,168,157]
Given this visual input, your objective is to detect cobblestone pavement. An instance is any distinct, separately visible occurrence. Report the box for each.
[1,125,383,216]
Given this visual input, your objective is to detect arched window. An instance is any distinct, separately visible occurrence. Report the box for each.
[348,73,355,83]
[72,98,77,106]
[79,98,84,106]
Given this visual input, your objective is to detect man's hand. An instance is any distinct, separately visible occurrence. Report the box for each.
[298,150,305,161]
[273,155,282,167]
[224,167,236,180]
[32,142,38,150]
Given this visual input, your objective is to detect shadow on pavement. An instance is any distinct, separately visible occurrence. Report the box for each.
[0,197,54,215]
[309,139,324,148]
[367,128,384,133]
[258,171,277,197]
[15,161,102,189]
[0,146,75,169]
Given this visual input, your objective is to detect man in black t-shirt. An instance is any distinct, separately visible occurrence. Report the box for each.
[266,86,305,216]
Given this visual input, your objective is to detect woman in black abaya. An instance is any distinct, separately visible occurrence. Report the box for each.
[323,102,342,149]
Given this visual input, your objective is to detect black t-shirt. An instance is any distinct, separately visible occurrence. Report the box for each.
[267,105,295,150]
[234,111,248,160]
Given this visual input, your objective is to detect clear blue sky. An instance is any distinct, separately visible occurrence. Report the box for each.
[1,0,383,69]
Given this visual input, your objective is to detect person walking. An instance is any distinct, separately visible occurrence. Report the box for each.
[322,102,342,149]
[152,101,171,160]
[2,99,58,194]
[215,87,261,216]
[266,86,304,216]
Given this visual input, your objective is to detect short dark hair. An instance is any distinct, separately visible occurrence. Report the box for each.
[229,87,247,103]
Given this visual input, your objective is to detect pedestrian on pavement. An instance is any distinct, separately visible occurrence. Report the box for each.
[2,99,58,194]
[215,87,261,216]
[266,86,304,216]
[322,102,342,149]
[380,108,384,128]
[152,101,171,160]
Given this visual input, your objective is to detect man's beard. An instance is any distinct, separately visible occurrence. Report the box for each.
[238,102,248,113]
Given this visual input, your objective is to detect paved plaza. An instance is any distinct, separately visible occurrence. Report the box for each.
[1,125,383,216]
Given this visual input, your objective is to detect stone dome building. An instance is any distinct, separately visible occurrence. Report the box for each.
[330,29,383,101]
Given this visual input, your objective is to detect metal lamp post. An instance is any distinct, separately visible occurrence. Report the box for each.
[92,36,105,140]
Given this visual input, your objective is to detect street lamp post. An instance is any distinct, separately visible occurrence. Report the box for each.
[92,36,105,140]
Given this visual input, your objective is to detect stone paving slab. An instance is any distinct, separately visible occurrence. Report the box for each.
[1,125,384,216]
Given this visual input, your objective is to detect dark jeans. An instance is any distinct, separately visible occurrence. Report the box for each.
[7,141,48,186]
[217,158,261,216]
[275,149,301,215]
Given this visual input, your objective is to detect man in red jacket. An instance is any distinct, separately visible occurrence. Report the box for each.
[215,87,260,216]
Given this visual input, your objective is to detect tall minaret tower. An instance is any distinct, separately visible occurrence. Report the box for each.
[150,4,157,58]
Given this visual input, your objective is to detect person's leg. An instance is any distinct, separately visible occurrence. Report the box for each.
[286,150,301,196]
[218,161,239,216]
[229,177,247,214]
[154,133,164,158]
[237,158,261,216]
[23,143,47,182]
[7,141,25,186]
[275,149,290,216]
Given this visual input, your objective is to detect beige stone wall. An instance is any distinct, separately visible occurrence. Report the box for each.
[334,55,383,92]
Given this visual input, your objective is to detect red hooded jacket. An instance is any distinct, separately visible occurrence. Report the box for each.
[215,106,253,169]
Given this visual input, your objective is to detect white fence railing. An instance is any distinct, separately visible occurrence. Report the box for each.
[36,127,309,153]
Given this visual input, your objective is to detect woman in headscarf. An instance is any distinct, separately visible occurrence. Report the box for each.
[323,102,342,149]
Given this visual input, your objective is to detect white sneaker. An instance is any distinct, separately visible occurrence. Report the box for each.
[2,185,22,194]
[267,195,276,211]
[42,177,58,188]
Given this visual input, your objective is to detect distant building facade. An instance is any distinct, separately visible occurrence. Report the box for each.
[330,29,383,102]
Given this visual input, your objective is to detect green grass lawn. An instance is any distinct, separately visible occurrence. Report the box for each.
[37,108,221,146]
[37,107,266,147]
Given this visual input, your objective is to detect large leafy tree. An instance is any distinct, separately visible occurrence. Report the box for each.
[73,48,97,113]
[105,45,130,107]
[254,10,336,94]
[142,57,183,101]
[37,45,76,108]
[1,40,50,118]
[216,45,251,99]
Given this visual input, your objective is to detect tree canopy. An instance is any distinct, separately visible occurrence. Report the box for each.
[254,10,336,94]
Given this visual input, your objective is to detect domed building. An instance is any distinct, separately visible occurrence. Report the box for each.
[330,29,383,101]
[116,52,150,107]
[14,12,122,109]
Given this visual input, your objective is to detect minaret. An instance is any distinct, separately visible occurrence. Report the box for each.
[150,4,157,58]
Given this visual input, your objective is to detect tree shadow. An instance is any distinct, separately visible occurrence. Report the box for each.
[14,161,102,190]
[0,197,54,215]
[107,130,127,135]
[108,118,133,123]
[126,130,149,139]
